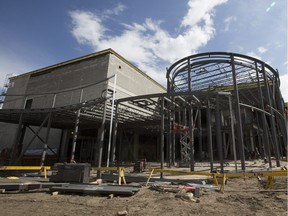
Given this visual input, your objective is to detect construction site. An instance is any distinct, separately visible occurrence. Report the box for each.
[0,49,287,215]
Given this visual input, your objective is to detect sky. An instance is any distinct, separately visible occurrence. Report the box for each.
[0,0,287,100]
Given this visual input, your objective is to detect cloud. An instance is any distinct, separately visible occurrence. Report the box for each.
[69,0,228,85]
[103,3,126,17]
[223,16,237,32]
[257,46,267,54]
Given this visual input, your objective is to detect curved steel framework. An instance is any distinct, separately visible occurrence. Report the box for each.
[114,52,287,172]
[165,52,287,170]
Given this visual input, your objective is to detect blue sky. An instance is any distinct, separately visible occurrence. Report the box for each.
[0,0,287,100]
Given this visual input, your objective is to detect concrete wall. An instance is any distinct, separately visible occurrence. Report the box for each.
[3,76,30,109]
[1,50,166,163]
[4,54,110,109]
[107,53,165,99]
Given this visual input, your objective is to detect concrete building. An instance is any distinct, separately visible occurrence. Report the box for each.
[0,49,165,165]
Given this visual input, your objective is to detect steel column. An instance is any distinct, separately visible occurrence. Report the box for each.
[229,95,238,171]
[111,102,119,165]
[107,74,117,167]
[255,63,272,167]
[198,109,203,162]
[189,107,194,171]
[206,100,214,172]
[160,96,165,179]
[216,95,224,173]
[231,54,246,171]
[261,64,281,167]
[96,100,108,178]
[40,112,52,167]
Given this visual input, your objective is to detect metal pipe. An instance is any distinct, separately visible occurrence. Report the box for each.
[189,107,194,171]
[228,95,238,172]
[160,96,165,179]
[40,112,52,167]
[216,95,224,173]
[70,89,83,163]
[107,74,117,167]
[198,109,203,162]
[111,102,119,164]
[256,62,272,167]
[261,63,280,167]
[231,54,246,171]
[206,100,214,172]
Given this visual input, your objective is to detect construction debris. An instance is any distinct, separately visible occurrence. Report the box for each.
[50,184,140,196]
[117,210,128,216]
[0,182,69,191]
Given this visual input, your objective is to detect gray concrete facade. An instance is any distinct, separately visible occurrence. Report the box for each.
[0,49,165,165]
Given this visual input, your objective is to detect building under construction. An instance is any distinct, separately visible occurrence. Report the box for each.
[0,49,287,172]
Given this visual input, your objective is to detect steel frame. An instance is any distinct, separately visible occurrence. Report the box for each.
[112,52,287,173]
[0,52,286,173]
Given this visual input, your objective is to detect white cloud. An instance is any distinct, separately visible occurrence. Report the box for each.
[103,3,126,17]
[181,0,228,27]
[257,46,268,54]
[279,73,288,102]
[223,16,237,32]
[69,0,228,85]
[69,10,107,47]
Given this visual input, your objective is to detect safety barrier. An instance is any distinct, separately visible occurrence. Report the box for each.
[93,167,126,185]
[145,168,288,190]
[0,166,51,178]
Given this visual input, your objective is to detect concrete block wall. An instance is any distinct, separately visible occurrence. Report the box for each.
[107,53,165,99]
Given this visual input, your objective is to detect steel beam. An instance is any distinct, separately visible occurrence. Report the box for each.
[40,112,52,167]
[215,95,224,173]
[231,54,246,171]
[206,100,214,172]
[160,96,165,179]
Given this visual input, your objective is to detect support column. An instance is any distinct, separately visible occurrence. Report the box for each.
[168,106,172,167]
[96,100,108,178]
[40,112,52,167]
[70,109,81,162]
[107,74,117,167]
[198,110,203,162]
[189,107,194,171]
[262,63,280,167]
[70,89,83,163]
[216,95,224,173]
[231,54,246,171]
[111,103,119,165]
[229,95,237,171]
[256,62,272,167]
[207,100,214,172]
[160,96,165,179]
[250,129,255,152]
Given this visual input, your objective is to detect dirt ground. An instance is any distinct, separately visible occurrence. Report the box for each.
[0,161,287,216]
